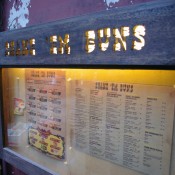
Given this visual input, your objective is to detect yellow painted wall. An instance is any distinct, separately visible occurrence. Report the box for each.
[6,68,175,87]
[66,69,175,86]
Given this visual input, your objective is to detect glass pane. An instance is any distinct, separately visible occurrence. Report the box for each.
[2,68,175,175]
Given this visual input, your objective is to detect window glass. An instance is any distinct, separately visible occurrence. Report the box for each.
[2,68,175,175]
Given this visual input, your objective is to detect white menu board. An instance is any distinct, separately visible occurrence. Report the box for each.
[26,69,66,159]
[70,80,175,175]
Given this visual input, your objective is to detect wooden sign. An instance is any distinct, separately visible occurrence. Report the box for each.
[0,0,175,67]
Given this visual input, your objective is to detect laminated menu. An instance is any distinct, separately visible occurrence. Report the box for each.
[70,80,175,175]
[26,69,66,159]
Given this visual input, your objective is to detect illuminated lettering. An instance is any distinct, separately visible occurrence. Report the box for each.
[22,40,29,55]
[5,42,10,56]
[4,24,146,58]
[98,28,111,51]
[16,41,21,56]
[85,30,95,53]
[133,25,146,50]
[29,39,36,55]
[113,27,130,51]
[5,39,36,56]
[58,34,70,54]
[49,34,70,54]
[85,25,145,53]
[50,35,58,54]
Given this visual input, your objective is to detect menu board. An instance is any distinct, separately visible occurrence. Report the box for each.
[70,80,175,175]
[26,69,66,159]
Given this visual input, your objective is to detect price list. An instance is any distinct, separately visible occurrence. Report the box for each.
[26,69,66,159]
[70,80,175,175]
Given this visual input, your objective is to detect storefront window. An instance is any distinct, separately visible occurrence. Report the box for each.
[2,68,175,175]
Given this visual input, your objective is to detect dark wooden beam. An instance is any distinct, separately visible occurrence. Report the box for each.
[0,0,174,68]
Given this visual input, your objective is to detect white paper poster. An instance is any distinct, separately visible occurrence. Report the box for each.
[70,80,175,175]
[26,69,66,159]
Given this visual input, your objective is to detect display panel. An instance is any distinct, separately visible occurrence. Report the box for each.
[26,69,66,159]
[70,81,174,175]
[2,68,175,175]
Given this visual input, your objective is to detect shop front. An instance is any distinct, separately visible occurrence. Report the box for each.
[0,0,175,175]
